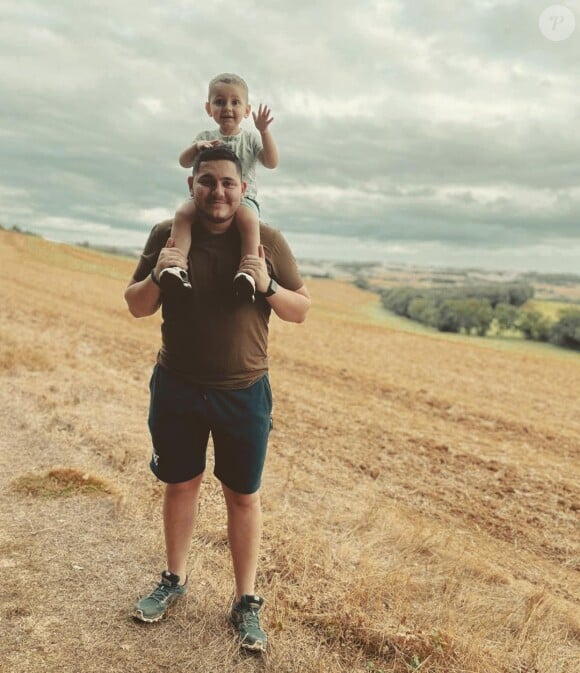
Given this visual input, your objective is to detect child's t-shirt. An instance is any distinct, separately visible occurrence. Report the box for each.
[195,129,263,201]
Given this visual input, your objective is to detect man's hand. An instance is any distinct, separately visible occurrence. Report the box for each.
[154,238,188,278]
[238,245,270,294]
[252,104,274,134]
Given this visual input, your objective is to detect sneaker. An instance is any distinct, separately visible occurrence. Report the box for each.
[229,594,267,652]
[233,272,256,303]
[133,571,187,623]
[159,266,192,291]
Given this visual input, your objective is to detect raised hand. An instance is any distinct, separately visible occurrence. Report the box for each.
[252,104,274,133]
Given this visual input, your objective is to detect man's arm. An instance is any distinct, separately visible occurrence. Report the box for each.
[124,240,187,318]
[266,284,310,323]
[239,246,310,323]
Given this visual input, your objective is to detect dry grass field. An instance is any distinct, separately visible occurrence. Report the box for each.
[0,229,578,673]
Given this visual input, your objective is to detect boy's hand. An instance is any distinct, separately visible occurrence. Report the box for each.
[196,139,222,151]
[252,104,274,133]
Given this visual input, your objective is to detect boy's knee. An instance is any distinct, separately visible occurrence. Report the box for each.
[235,206,259,231]
[175,200,196,219]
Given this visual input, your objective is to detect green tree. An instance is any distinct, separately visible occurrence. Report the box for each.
[380,287,424,317]
[516,310,552,342]
[550,309,580,350]
[408,297,439,327]
[433,300,462,333]
[353,275,371,291]
[453,299,493,336]
[494,303,520,334]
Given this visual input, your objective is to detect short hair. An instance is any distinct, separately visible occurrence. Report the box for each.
[192,145,243,179]
[208,73,249,101]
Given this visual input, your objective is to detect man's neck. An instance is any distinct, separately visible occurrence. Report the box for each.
[196,215,235,236]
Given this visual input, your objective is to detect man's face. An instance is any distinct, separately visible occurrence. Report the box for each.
[189,160,246,227]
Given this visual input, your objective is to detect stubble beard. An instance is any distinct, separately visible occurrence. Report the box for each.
[193,195,238,230]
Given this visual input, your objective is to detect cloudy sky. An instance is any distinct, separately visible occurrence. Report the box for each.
[1,0,579,272]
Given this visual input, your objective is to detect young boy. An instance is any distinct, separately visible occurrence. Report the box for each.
[161,73,279,302]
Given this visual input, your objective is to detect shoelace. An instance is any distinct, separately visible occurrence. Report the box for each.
[241,606,261,629]
[149,582,173,603]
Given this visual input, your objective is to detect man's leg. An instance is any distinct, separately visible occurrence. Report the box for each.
[222,483,267,651]
[134,475,203,622]
[165,474,204,582]
[221,483,262,599]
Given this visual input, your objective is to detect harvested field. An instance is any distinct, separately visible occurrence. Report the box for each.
[1,230,578,672]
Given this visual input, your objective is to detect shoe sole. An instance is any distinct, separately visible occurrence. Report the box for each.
[233,275,256,302]
[229,615,267,652]
[240,638,267,652]
[132,608,167,623]
[159,273,192,292]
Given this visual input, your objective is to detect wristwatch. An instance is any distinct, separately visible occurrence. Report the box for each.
[263,277,278,297]
[150,268,161,287]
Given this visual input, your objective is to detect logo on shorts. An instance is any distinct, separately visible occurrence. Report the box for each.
[152,449,160,467]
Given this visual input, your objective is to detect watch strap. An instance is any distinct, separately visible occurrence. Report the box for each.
[150,268,161,287]
[264,277,278,297]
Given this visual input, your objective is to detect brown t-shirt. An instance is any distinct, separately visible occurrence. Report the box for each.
[132,220,304,389]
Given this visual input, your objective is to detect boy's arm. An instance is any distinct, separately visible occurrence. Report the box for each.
[253,104,279,169]
[179,139,221,168]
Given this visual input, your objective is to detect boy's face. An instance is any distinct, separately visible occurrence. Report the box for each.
[205,82,250,135]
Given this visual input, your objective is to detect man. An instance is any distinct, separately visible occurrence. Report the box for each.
[124,145,310,652]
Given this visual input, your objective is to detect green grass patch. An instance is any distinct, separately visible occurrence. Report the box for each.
[524,299,578,321]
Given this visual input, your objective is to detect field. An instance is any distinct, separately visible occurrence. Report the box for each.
[0,229,579,673]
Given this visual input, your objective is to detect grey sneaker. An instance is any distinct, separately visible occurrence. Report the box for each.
[229,594,267,652]
[159,266,192,291]
[133,571,187,623]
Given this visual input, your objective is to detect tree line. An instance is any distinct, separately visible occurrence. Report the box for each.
[376,282,580,350]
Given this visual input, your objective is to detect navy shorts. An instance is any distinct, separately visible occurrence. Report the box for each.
[147,364,273,494]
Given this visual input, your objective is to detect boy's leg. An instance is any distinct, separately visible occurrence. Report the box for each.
[233,204,260,302]
[160,201,195,291]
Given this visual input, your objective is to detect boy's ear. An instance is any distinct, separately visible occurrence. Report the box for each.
[244,104,251,118]
[205,101,212,116]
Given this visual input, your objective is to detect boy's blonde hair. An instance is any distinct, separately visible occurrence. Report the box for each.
[208,73,249,101]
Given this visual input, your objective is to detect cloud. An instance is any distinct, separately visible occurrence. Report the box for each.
[0,0,578,272]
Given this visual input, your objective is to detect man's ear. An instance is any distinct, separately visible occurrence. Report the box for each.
[187,175,194,193]
[241,180,247,195]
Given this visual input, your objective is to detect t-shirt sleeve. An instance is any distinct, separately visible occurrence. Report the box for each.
[263,228,304,291]
[131,222,172,282]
